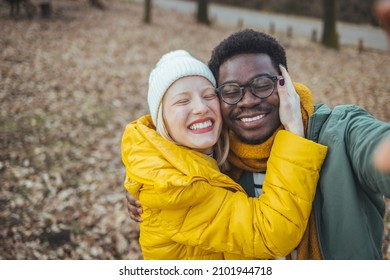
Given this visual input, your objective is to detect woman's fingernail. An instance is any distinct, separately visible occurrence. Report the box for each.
[279,78,285,86]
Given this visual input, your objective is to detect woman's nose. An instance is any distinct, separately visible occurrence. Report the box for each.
[192,98,208,114]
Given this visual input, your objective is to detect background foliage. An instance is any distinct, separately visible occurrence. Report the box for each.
[207,0,378,25]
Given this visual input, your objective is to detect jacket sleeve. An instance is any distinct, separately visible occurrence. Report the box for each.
[160,130,327,259]
[124,176,141,200]
[341,107,390,197]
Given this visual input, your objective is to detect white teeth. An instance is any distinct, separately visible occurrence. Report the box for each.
[241,115,265,122]
[190,120,212,130]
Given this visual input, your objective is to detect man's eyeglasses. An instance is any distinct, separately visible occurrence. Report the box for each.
[216,75,281,105]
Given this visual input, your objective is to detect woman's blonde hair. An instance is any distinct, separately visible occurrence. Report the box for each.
[155,103,230,172]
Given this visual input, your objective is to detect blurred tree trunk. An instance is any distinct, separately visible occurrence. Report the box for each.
[144,0,152,24]
[89,0,106,10]
[39,1,51,18]
[23,0,38,19]
[197,0,210,25]
[321,0,339,49]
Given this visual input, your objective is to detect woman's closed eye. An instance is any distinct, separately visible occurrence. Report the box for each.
[174,98,190,105]
[203,92,218,100]
[202,87,218,100]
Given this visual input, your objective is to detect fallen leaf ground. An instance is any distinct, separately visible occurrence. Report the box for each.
[0,0,389,260]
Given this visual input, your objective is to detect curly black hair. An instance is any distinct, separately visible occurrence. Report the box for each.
[208,29,287,85]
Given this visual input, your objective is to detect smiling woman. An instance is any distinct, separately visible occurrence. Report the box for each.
[148,50,229,169]
[121,49,328,260]
[161,76,222,155]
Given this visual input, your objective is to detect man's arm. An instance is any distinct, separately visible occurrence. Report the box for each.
[342,109,390,196]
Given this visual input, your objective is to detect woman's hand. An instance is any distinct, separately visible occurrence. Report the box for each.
[277,65,304,137]
[126,193,143,222]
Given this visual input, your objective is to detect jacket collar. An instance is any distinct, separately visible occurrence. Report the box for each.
[307,104,332,142]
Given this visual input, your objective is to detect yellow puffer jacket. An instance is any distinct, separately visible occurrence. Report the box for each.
[122,115,327,260]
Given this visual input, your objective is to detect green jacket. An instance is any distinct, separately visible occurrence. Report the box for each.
[239,104,390,259]
[308,104,390,259]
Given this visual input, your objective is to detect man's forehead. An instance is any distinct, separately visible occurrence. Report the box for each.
[218,54,276,84]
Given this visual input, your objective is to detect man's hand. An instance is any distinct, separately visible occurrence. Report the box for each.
[277,65,304,137]
[126,193,143,222]
[375,0,390,38]
[374,136,390,173]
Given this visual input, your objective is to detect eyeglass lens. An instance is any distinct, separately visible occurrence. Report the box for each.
[219,76,276,104]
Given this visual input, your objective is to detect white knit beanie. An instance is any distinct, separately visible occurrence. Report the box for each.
[147,50,216,125]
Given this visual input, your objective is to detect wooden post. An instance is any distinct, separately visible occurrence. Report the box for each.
[357,38,364,53]
[237,18,243,28]
[311,29,317,42]
[269,22,275,34]
[287,26,293,38]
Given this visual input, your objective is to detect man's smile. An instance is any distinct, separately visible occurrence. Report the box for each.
[240,114,266,123]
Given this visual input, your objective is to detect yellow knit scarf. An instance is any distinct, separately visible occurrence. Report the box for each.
[227,82,322,260]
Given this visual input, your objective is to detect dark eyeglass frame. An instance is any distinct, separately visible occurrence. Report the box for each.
[216,74,281,105]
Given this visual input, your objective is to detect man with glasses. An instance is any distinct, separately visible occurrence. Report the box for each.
[128,29,390,259]
[208,29,390,259]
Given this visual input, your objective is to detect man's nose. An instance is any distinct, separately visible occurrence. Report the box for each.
[237,86,261,107]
